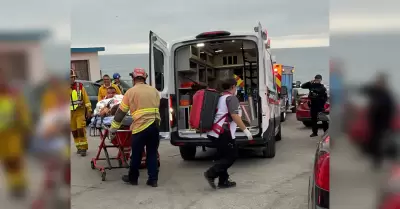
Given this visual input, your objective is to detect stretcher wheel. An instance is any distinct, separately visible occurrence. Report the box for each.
[101,171,106,181]
[90,160,95,170]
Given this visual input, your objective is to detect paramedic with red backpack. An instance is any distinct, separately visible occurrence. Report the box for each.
[204,78,253,189]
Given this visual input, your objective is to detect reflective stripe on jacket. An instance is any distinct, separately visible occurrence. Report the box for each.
[131,107,159,134]
[234,74,244,87]
[110,83,160,134]
[70,83,82,110]
[0,97,15,131]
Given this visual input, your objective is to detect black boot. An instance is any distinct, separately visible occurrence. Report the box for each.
[80,150,87,157]
[146,180,158,187]
[204,172,216,189]
[10,186,26,199]
[310,133,318,137]
[218,178,237,189]
[121,175,138,185]
[76,149,81,154]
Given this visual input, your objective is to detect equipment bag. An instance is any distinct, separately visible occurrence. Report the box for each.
[189,89,221,132]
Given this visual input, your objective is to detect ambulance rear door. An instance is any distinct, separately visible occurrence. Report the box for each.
[149,31,171,139]
[255,22,276,135]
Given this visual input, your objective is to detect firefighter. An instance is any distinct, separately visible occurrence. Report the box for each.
[0,69,31,198]
[98,74,122,101]
[109,68,161,187]
[70,69,92,156]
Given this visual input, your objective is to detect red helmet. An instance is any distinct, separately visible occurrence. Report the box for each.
[129,68,147,79]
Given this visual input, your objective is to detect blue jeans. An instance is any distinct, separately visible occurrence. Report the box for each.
[128,122,160,181]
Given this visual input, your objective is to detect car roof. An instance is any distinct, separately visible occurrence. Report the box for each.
[76,80,100,85]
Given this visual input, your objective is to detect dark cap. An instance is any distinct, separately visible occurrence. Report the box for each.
[314,74,322,80]
[220,78,237,90]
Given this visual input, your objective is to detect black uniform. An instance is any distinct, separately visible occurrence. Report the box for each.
[362,84,395,168]
[301,81,328,136]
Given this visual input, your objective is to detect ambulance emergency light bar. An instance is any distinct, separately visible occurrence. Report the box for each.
[195,31,231,39]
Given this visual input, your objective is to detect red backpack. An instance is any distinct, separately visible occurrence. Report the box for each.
[189,89,220,131]
[189,89,231,133]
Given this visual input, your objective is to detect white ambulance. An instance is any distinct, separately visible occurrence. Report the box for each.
[147,22,286,160]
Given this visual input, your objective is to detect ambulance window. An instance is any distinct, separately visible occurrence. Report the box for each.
[265,51,276,91]
[268,56,276,91]
[153,47,164,91]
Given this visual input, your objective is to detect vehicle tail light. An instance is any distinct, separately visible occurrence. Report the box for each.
[169,95,177,128]
[389,166,400,182]
[324,135,330,144]
[324,103,330,111]
[379,194,400,209]
[315,151,330,192]
[299,98,309,109]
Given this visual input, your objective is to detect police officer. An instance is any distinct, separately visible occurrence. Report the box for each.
[301,74,328,137]
[204,78,253,189]
[362,73,395,169]
[110,68,160,187]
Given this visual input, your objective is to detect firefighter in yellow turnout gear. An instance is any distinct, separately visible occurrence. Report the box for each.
[70,70,92,156]
[0,82,31,198]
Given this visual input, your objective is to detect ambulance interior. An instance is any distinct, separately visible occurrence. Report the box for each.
[174,39,261,136]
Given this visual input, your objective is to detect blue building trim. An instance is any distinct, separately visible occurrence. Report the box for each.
[0,30,49,41]
[71,47,105,53]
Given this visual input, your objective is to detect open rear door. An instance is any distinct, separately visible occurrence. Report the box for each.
[149,31,171,139]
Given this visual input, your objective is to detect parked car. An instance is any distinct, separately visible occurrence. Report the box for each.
[77,80,101,124]
[308,115,330,209]
[346,104,400,146]
[291,88,309,113]
[296,95,330,127]
[378,160,400,209]
[95,79,132,94]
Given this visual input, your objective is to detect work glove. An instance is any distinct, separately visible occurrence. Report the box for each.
[243,129,253,140]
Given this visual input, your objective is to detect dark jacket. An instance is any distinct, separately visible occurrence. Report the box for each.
[301,81,328,111]
[362,85,395,129]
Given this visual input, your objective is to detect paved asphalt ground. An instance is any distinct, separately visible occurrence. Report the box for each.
[0,114,317,209]
[71,114,316,209]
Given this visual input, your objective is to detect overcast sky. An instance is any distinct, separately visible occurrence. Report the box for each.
[0,0,399,54]
[70,0,329,54]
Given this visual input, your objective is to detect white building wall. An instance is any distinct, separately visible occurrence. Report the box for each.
[71,52,101,81]
[0,42,45,85]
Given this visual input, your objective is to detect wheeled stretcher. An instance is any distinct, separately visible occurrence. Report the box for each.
[90,116,160,181]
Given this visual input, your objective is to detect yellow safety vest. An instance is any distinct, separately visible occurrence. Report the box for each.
[0,97,15,131]
[131,108,159,134]
[234,74,244,87]
[70,84,82,111]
